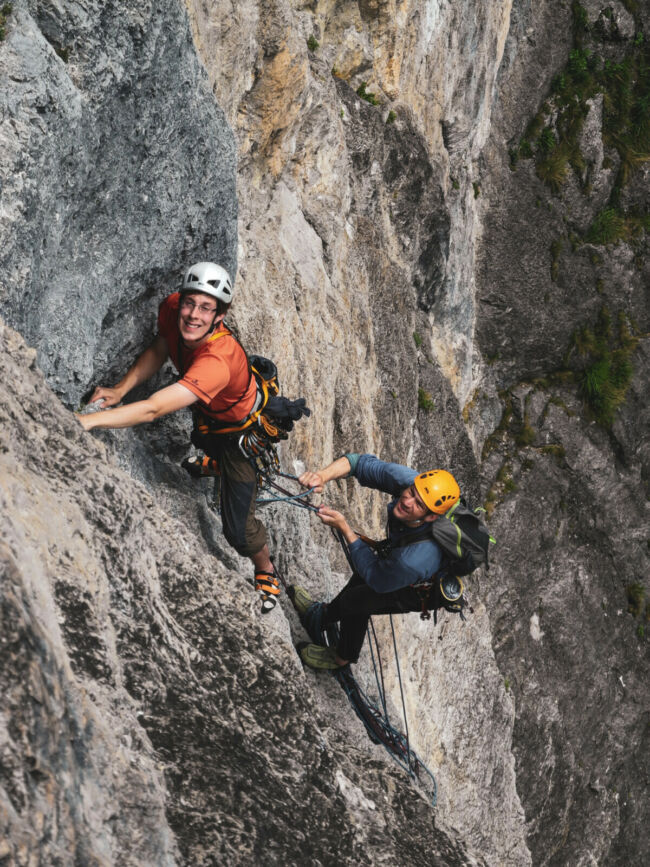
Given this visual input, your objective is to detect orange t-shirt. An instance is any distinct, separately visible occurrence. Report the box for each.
[158,293,257,421]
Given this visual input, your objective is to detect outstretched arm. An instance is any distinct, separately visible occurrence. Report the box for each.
[87,335,170,408]
[298,455,352,493]
[315,506,426,592]
[314,505,359,545]
[78,382,197,431]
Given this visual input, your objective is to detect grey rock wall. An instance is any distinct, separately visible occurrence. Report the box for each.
[1,319,477,866]
[474,1,650,864]
[1,0,648,864]
[0,0,237,407]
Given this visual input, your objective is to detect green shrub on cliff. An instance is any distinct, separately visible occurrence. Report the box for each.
[356,82,380,106]
[0,2,13,40]
[514,2,650,199]
[537,127,557,155]
[626,583,645,618]
[418,388,434,413]
[536,147,570,192]
[602,47,650,188]
[569,308,638,426]
[585,209,630,244]
[571,2,589,35]
[585,208,650,244]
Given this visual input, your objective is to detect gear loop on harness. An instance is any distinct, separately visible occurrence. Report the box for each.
[186,351,311,503]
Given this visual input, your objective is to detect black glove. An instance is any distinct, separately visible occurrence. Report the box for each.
[263,396,311,433]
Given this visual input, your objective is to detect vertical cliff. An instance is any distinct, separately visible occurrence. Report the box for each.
[1,0,648,864]
[0,0,237,406]
[474,2,649,863]
[1,320,475,865]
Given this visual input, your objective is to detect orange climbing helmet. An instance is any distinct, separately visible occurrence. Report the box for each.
[413,469,460,515]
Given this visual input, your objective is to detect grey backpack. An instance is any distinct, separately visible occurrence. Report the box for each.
[390,499,494,578]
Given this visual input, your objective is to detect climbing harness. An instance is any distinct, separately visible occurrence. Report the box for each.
[189,352,280,440]
[176,325,314,621]
[180,344,313,515]
[409,573,470,624]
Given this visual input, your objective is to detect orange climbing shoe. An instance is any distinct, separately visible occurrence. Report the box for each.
[181,453,220,478]
[255,571,281,614]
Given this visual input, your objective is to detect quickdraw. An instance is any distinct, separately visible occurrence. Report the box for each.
[239,427,281,480]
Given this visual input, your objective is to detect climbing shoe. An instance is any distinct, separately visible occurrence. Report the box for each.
[297,642,344,671]
[288,585,315,615]
[182,453,220,478]
[288,587,327,644]
[255,570,281,614]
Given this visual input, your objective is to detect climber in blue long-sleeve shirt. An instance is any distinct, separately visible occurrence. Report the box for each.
[292,453,461,670]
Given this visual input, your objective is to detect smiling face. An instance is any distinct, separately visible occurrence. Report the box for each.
[178,291,220,346]
[392,484,436,525]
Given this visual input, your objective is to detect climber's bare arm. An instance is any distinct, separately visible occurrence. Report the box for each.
[78,382,197,430]
[86,335,170,408]
[298,456,352,493]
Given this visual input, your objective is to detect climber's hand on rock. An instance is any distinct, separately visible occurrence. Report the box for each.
[88,385,124,408]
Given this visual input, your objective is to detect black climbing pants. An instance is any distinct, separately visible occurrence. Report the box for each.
[323,573,438,663]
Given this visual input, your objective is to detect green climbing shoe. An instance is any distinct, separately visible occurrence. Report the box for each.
[297,642,343,671]
[289,585,315,615]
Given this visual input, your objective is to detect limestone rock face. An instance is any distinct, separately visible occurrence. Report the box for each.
[474,1,650,864]
[187,0,514,407]
[1,0,648,865]
[0,0,237,407]
[1,320,475,865]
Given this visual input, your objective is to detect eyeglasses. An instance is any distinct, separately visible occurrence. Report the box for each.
[180,299,217,316]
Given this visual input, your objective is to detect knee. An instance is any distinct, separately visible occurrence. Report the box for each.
[222,521,267,558]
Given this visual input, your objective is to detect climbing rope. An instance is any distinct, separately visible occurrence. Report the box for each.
[332,645,437,804]
[367,619,389,722]
[243,455,437,804]
[256,472,320,512]
[237,439,321,512]
[329,528,436,805]
[365,615,412,783]
[389,614,411,774]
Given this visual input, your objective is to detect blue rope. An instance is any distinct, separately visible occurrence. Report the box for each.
[257,487,318,508]
[255,476,320,512]
[335,669,437,805]
[275,470,301,481]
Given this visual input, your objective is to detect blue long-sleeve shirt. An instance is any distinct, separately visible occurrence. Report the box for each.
[344,453,442,593]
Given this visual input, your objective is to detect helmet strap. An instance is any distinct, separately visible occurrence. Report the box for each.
[209,312,226,333]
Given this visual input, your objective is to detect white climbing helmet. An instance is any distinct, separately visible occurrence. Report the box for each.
[182,261,233,304]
